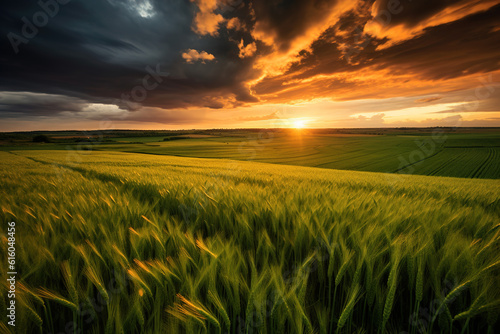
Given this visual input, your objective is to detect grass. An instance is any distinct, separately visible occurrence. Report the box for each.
[0,149,499,333]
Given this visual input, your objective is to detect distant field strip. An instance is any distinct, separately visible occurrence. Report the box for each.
[91,133,500,179]
[1,150,499,333]
[398,148,500,179]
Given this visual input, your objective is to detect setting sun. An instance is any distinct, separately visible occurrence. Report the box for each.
[293,119,307,128]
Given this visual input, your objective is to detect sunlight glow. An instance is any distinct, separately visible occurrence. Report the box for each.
[293,119,307,128]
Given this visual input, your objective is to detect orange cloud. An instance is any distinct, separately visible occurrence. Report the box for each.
[237,111,280,122]
[190,0,224,36]
[253,68,500,106]
[248,2,500,107]
[364,0,500,47]
[250,0,359,76]
[238,40,257,58]
[226,17,244,31]
[182,49,215,63]
[415,97,443,103]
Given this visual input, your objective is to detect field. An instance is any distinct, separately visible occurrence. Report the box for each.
[23,131,500,179]
[2,130,500,179]
[1,149,499,333]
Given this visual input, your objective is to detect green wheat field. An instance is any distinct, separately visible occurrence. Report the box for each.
[1,130,500,333]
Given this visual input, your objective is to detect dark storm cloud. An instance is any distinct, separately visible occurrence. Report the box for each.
[0,0,259,115]
[76,106,209,125]
[0,91,86,117]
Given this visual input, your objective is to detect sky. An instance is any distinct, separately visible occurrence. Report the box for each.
[1,0,499,131]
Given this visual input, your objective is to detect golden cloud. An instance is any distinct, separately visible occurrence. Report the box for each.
[182,49,215,63]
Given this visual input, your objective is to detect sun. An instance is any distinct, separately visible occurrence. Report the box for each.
[293,119,307,128]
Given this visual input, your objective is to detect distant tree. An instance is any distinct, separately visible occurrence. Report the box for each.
[163,137,185,141]
[32,134,51,143]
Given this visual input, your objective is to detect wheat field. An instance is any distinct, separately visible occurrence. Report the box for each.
[1,150,499,333]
